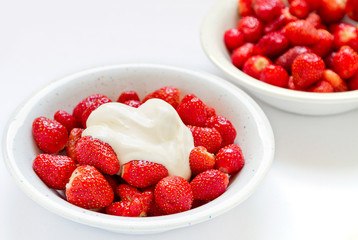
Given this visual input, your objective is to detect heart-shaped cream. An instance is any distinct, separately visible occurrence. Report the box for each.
[82,99,194,180]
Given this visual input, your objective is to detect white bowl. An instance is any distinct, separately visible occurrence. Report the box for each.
[2,64,274,234]
[200,0,358,115]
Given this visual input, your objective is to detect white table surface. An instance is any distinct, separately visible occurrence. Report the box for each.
[1,0,358,239]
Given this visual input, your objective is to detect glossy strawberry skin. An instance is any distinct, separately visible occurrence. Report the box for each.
[275,46,312,73]
[311,29,334,58]
[253,31,289,58]
[75,136,120,175]
[189,146,215,176]
[231,43,255,69]
[215,144,245,174]
[317,0,346,24]
[237,16,264,43]
[242,55,272,79]
[205,115,237,148]
[284,20,320,46]
[224,28,245,51]
[259,64,289,88]
[321,69,348,92]
[177,97,208,127]
[54,110,78,133]
[187,125,222,154]
[238,0,254,16]
[308,80,334,92]
[154,176,193,214]
[345,0,358,21]
[32,117,68,154]
[332,46,358,79]
[142,86,181,109]
[252,0,284,23]
[81,97,111,128]
[121,160,168,188]
[289,0,310,19]
[65,165,114,209]
[331,23,358,52]
[65,128,84,162]
[33,154,77,190]
[263,8,297,34]
[305,12,322,28]
[117,90,140,103]
[190,169,229,201]
[123,100,142,108]
[105,199,148,217]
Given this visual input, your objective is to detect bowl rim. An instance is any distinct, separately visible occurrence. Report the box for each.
[200,0,358,103]
[2,63,275,233]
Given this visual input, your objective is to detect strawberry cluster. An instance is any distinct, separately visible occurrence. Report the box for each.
[225,0,358,92]
[31,86,245,217]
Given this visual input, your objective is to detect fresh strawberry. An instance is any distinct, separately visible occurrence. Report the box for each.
[65,128,84,162]
[332,46,358,79]
[306,0,321,11]
[81,97,111,128]
[331,23,358,52]
[291,53,326,88]
[308,80,334,92]
[141,186,166,216]
[190,169,229,201]
[242,55,272,79]
[206,106,216,118]
[33,154,76,190]
[142,86,181,109]
[289,0,310,19]
[103,174,120,194]
[75,136,120,175]
[189,146,215,176]
[324,51,336,69]
[259,64,289,88]
[187,125,222,154]
[348,71,358,90]
[191,200,210,209]
[345,0,358,21]
[117,90,140,103]
[53,110,78,133]
[263,8,297,33]
[205,115,237,148]
[65,165,114,209]
[215,144,245,174]
[253,31,289,58]
[317,0,346,24]
[305,12,322,28]
[105,198,148,217]
[275,46,312,73]
[179,94,216,117]
[238,0,254,16]
[224,28,245,51]
[123,100,142,108]
[284,20,320,45]
[252,0,284,23]
[115,184,141,201]
[237,16,264,43]
[177,97,208,127]
[231,42,255,69]
[321,69,348,92]
[32,117,68,154]
[154,176,193,214]
[121,160,168,188]
[288,75,305,91]
[311,29,334,58]
[72,94,111,128]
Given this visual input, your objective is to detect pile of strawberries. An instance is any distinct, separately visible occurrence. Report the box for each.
[31,86,245,217]
[224,0,358,92]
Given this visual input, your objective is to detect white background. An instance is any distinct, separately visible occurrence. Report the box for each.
[1,0,358,239]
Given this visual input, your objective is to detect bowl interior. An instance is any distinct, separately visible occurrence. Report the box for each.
[3,64,274,234]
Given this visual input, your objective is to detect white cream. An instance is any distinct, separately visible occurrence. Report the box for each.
[82,99,194,180]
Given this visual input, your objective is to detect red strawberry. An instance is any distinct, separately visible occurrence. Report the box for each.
[324,51,336,69]
[275,46,312,73]
[291,53,326,88]
[121,160,168,188]
[115,184,141,200]
[242,55,272,79]
[321,69,348,92]
[142,86,181,109]
[345,0,358,21]
[264,8,297,34]
[331,23,358,52]
[305,12,322,28]
[154,176,193,214]
[306,0,321,11]
[252,0,284,23]
[141,186,166,216]
[317,0,346,24]
[288,75,305,91]
[215,144,245,174]
[75,136,120,175]
[105,198,148,217]
[32,117,68,154]
[311,29,334,58]
[308,80,334,92]
[284,20,320,45]
[123,100,142,108]
[205,115,237,148]
[237,16,264,43]
[189,146,215,176]
[33,154,76,190]
[54,110,78,133]
[191,199,210,209]
[179,94,216,117]
[259,64,289,88]
[177,97,208,127]
[348,71,358,90]
[332,46,358,79]
[253,31,289,58]
[65,128,84,162]
[187,125,222,154]
[231,42,255,69]
[289,0,310,19]
[224,28,245,51]
[81,97,111,128]
[190,169,229,201]
[103,174,120,194]
[65,165,114,209]
[117,90,140,103]
[238,0,254,16]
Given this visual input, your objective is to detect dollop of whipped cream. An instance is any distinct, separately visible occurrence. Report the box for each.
[82,99,194,180]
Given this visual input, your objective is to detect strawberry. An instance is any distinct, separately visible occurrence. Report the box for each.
[191,199,210,209]
[308,80,334,92]
[345,0,358,21]
[275,46,312,73]
[190,169,229,201]
[242,55,272,79]
[224,28,245,51]
[105,198,148,217]
[291,53,326,88]
[331,23,358,52]
[141,186,166,216]
[252,0,284,23]
[332,46,358,79]
[54,110,78,133]
[321,69,348,92]
[32,117,68,154]
[154,176,193,214]
[117,90,140,103]
[311,29,334,58]
[253,31,289,58]
[348,72,358,90]
[115,184,141,200]
[142,86,181,109]
[176,97,208,127]
[305,12,322,28]
[103,174,120,194]
[289,0,310,19]
[123,100,142,108]
[237,16,264,43]
[324,51,336,69]
[33,154,76,190]
[179,93,216,116]
[284,20,320,46]
[317,0,346,24]
[189,146,215,176]
[72,94,111,128]
[205,115,237,148]
[121,160,168,188]
[187,125,222,154]
[238,0,254,16]
[75,136,120,175]
[231,42,254,69]
[81,97,111,128]
[215,144,245,174]
[288,75,305,91]
[306,0,321,11]
[65,127,84,162]
[263,8,297,34]
[65,165,114,209]
[259,64,289,88]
